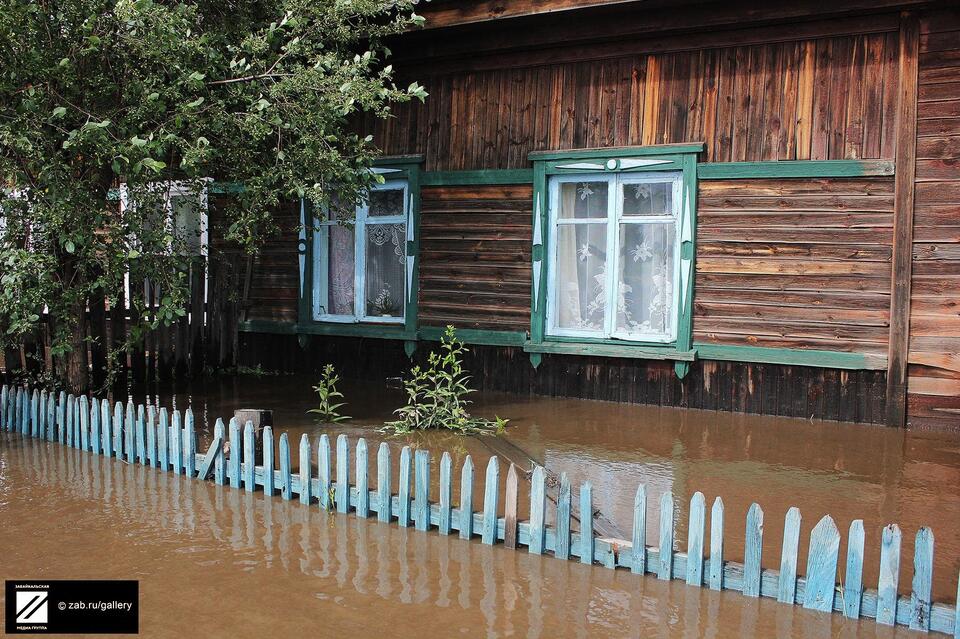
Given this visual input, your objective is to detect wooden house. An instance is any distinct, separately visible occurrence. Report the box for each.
[232,0,960,429]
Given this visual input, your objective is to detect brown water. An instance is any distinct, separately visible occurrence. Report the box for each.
[157,375,960,602]
[0,434,930,638]
[2,375,958,637]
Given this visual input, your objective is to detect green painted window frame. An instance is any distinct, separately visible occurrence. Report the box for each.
[298,157,423,342]
[528,144,702,375]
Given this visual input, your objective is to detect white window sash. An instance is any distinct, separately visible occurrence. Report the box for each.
[546,171,683,343]
[313,179,408,324]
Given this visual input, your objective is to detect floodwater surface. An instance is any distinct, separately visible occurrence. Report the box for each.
[2,374,958,637]
[0,434,936,638]
[160,375,960,601]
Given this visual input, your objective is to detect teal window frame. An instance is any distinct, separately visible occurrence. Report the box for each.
[298,156,422,341]
[527,144,702,376]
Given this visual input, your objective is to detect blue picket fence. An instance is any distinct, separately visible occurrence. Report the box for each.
[2,384,958,636]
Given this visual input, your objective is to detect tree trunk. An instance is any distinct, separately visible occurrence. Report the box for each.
[64,299,89,394]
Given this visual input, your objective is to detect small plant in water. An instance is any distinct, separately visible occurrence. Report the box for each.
[308,364,350,423]
[384,325,507,435]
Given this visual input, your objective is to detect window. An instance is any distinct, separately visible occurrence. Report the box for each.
[546,172,682,343]
[119,181,209,309]
[312,179,409,324]
[120,181,209,257]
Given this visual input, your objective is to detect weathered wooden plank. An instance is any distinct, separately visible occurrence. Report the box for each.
[227,417,240,488]
[100,399,110,456]
[89,395,100,456]
[158,408,170,472]
[356,438,369,518]
[686,491,706,585]
[299,434,312,504]
[377,442,391,522]
[0,387,6,430]
[336,434,348,513]
[261,426,274,495]
[743,503,764,597]
[78,395,89,451]
[657,491,674,579]
[580,482,594,564]
[197,436,222,480]
[955,573,959,639]
[125,401,136,464]
[398,445,412,527]
[437,451,452,534]
[132,404,143,463]
[803,515,841,612]
[46,393,55,442]
[459,455,474,539]
[170,409,182,473]
[910,527,934,631]
[183,409,195,476]
[481,456,500,545]
[145,406,156,467]
[529,465,546,554]
[318,434,331,510]
[877,523,902,625]
[279,432,292,500]
[213,418,226,485]
[844,519,865,619]
[631,484,647,574]
[886,12,921,427]
[504,463,519,549]
[414,449,431,531]
[556,472,572,560]
[241,421,255,492]
[65,394,74,446]
[33,390,41,440]
[778,507,802,603]
[709,497,725,590]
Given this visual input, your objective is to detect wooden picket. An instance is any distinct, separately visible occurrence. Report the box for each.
[2,381,958,637]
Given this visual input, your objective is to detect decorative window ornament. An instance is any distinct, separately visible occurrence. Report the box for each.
[578,183,594,200]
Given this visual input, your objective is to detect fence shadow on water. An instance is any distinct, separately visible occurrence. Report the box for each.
[3,384,959,636]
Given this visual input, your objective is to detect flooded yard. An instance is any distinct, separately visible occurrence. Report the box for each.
[2,375,958,637]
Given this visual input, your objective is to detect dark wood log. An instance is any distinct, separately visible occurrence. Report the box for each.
[886,12,921,427]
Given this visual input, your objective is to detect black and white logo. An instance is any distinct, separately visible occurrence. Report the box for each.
[15,591,48,624]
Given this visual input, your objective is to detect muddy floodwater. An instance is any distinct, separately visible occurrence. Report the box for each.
[2,374,959,637]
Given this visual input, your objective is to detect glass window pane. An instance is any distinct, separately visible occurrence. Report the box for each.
[554,224,607,333]
[616,222,675,337]
[622,180,674,217]
[369,188,405,217]
[558,181,608,220]
[365,223,406,318]
[171,195,203,255]
[323,223,355,316]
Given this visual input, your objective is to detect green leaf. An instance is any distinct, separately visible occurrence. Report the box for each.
[64,240,75,254]
[52,106,66,118]
[186,97,204,108]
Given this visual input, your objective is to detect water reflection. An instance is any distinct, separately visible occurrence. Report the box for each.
[0,435,921,637]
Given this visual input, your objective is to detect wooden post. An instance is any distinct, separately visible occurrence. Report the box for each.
[885,11,920,427]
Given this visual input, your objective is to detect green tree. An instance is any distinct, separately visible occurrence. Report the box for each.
[0,0,426,391]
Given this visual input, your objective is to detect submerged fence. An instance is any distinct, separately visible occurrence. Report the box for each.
[2,384,958,636]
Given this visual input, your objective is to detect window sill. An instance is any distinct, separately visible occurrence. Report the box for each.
[523,340,695,361]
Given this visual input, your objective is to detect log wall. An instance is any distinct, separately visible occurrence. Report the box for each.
[695,177,894,356]
[364,31,900,170]
[419,185,533,331]
[907,8,960,427]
